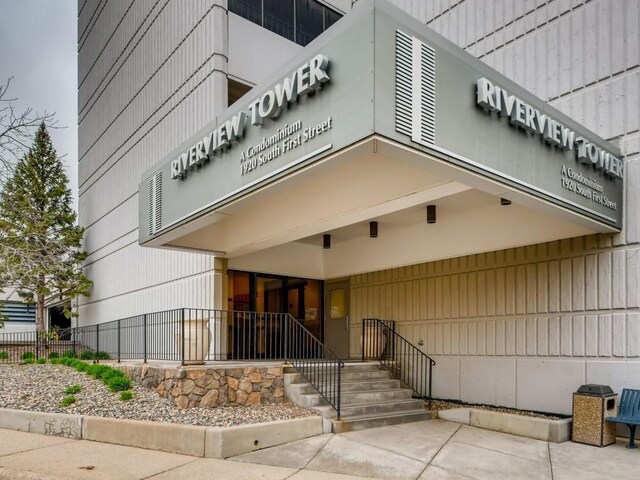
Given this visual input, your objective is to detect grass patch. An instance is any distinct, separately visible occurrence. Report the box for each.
[0,352,8,360]
[48,352,59,359]
[57,358,132,395]
[60,395,76,407]
[64,384,82,395]
[23,358,34,364]
[107,376,132,392]
[36,358,46,364]
[62,349,77,358]
[119,390,133,401]
[79,350,95,360]
[21,351,34,360]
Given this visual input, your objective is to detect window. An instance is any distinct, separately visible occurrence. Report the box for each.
[0,302,36,323]
[264,0,294,41]
[229,0,342,46]
[228,78,253,106]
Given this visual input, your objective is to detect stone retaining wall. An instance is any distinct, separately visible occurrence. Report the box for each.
[119,365,285,408]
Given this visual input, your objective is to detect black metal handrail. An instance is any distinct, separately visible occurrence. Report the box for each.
[284,314,344,418]
[362,318,436,408]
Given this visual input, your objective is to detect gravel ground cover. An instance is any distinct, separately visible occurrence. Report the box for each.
[429,399,564,420]
[0,363,317,427]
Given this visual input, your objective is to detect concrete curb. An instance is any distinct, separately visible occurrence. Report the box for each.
[82,416,206,456]
[437,408,572,443]
[206,416,323,458]
[0,408,82,439]
[0,408,322,458]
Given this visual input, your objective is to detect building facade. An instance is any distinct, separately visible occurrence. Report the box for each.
[79,0,639,415]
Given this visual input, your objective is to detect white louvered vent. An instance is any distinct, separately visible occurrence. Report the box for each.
[395,30,413,138]
[395,30,436,146]
[148,172,162,235]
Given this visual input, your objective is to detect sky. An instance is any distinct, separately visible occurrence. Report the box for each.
[0,0,78,211]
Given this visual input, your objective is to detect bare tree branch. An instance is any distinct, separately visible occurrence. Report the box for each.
[0,77,58,181]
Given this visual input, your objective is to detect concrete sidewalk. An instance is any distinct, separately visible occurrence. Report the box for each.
[2,420,640,479]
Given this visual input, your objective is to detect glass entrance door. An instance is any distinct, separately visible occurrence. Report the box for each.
[227,271,323,358]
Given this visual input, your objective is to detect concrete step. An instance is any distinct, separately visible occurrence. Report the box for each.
[317,379,402,392]
[332,410,432,433]
[340,369,390,382]
[339,398,426,417]
[340,389,413,406]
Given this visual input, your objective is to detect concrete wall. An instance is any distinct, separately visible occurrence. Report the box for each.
[349,233,640,414]
[343,0,640,416]
[77,1,310,324]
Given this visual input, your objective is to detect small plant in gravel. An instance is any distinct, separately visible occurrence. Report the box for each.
[23,358,34,364]
[48,352,59,359]
[62,349,77,358]
[79,350,95,360]
[60,395,77,407]
[36,358,46,364]
[107,376,132,393]
[64,384,82,395]
[119,390,133,401]
[21,351,34,360]
[0,351,8,360]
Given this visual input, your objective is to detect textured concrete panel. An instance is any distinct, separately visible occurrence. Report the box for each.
[516,360,585,414]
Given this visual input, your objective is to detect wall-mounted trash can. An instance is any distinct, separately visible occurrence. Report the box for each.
[572,384,617,447]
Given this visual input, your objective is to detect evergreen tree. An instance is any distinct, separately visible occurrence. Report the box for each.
[0,123,91,331]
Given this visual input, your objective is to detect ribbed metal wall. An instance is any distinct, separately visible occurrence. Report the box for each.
[77,0,227,324]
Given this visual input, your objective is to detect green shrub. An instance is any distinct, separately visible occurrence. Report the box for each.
[49,358,61,365]
[119,390,133,401]
[94,351,111,360]
[79,350,94,360]
[62,349,77,358]
[0,352,8,360]
[107,376,132,392]
[86,364,110,379]
[21,351,34,360]
[23,358,34,364]
[64,384,82,395]
[36,358,46,364]
[73,361,88,372]
[60,395,76,407]
[48,352,59,359]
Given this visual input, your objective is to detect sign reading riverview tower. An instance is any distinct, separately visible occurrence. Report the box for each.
[171,54,330,180]
[476,77,623,179]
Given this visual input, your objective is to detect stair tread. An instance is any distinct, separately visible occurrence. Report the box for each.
[338,409,429,422]
[340,398,424,408]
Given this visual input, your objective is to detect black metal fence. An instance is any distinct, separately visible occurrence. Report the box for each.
[0,308,345,416]
[362,318,436,408]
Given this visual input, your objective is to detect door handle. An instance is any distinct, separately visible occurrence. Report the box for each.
[344,316,349,330]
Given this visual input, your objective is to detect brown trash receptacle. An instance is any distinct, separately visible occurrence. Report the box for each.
[572,384,617,447]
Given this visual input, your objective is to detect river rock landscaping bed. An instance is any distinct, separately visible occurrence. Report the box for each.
[429,399,565,420]
[0,363,316,427]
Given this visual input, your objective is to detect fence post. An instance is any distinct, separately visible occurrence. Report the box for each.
[96,324,100,361]
[143,314,148,364]
[284,315,289,361]
[117,320,121,363]
[336,363,341,420]
[35,331,40,360]
[180,309,185,366]
[361,319,365,362]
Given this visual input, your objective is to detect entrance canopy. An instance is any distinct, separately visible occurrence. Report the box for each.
[139,0,623,280]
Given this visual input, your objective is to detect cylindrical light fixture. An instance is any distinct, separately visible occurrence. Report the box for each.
[323,234,331,249]
[426,205,436,224]
[369,221,378,238]
[500,197,512,206]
